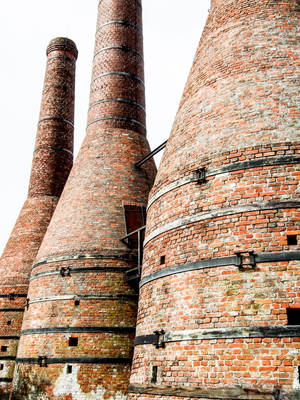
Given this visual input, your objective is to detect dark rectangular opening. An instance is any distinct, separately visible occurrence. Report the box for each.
[7,320,11,326]
[160,255,166,265]
[287,235,297,245]
[68,337,78,347]
[67,365,72,374]
[1,346,7,352]
[287,308,300,325]
[74,300,80,306]
[0,364,3,370]
[123,205,146,248]
[151,365,158,383]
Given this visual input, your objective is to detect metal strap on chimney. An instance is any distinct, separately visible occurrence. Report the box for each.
[21,326,135,336]
[16,357,132,366]
[128,384,281,399]
[94,45,143,60]
[28,293,137,306]
[140,251,300,288]
[30,265,132,281]
[135,326,300,347]
[147,154,300,210]
[38,117,74,128]
[89,98,145,112]
[32,253,135,269]
[97,20,142,34]
[92,71,144,86]
[86,116,146,132]
[34,145,73,156]
[144,200,300,246]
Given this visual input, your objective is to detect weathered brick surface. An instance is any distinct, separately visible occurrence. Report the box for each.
[13,364,132,400]
[129,0,300,399]
[14,0,156,399]
[0,38,76,397]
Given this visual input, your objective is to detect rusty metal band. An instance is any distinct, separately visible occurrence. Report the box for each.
[96,20,142,34]
[38,117,74,128]
[147,154,300,210]
[144,200,300,246]
[128,384,283,399]
[86,116,146,131]
[30,266,132,281]
[47,55,76,63]
[21,326,135,335]
[92,71,144,86]
[135,326,300,346]
[32,253,134,269]
[140,251,300,288]
[0,357,16,361]
[16,357,132,365]
[0,336,19,340]
[34,145,73,156]
[94,45,143,60]
[43,84,73,94]
[0,308,24,312]
[89,98,145,112]
[29,294,138,305]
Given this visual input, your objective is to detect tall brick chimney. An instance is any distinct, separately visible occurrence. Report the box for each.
[13,0,155,399]
[128,0,300,399]
[0,37,77,398]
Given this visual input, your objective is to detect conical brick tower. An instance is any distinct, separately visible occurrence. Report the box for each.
[129,0,300,399]
[0,37,77,399]
[13,0,155,399]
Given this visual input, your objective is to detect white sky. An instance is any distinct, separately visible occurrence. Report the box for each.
[0,0,210,254]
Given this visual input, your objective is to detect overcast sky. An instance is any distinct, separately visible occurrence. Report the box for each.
[0,0,210,254]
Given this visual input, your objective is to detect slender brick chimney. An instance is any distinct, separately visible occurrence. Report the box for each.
[128,0,300,399]
[0,37,77,398]
[13,1,155,399]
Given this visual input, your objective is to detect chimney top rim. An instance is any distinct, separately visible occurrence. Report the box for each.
[46,37,78,59]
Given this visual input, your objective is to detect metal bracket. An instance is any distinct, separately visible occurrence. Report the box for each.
[135,140,167,168]
[26,299,30,310]
[38,356,48,367]
[235,251,256,270]
[195,167,207,184]
[60,267,71,277]
[153,330,165,349]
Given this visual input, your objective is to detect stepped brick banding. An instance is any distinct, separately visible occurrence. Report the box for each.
[13,0,156,399]
[0,37,77,398]
[128,0,300,399]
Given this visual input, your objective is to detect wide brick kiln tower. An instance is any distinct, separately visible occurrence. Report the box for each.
[129,0,300,399]
[0,37,77,399]
[13,0,156,399]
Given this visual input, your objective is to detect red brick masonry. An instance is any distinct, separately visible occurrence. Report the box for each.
[128,0,300,399]
[13,1,156,399]
[0,37,77,399]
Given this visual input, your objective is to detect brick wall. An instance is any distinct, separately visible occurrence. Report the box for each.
[0,37,77,398]
[13,0,156,399]
[128,0,300,399]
